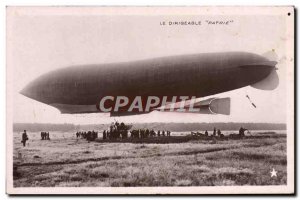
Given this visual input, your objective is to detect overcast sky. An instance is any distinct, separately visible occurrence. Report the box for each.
[7,7,291,124]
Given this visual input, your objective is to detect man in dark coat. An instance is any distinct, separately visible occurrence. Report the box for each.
[21,130,28,147]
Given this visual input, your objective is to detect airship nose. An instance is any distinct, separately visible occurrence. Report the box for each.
[20,79,46,103]
[20,72,65,105]
[20,83,36,100]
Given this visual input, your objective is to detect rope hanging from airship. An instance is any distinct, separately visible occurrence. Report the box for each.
[246,94,257,108]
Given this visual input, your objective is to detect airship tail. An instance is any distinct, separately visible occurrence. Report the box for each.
[250,50,279,90]
[251,68,279,90]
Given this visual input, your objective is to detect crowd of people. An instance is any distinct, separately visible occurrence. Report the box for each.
[102,121,130,140]
[101,121,172,140]
[19,126,249,148]
[76,130,98,141]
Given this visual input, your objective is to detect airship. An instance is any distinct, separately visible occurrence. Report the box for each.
[20,51,279,116]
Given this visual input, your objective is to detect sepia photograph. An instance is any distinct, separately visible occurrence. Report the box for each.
[6,6,294,194]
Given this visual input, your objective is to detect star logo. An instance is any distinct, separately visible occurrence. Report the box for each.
[270,168,277,177]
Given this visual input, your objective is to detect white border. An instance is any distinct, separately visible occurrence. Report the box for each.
[4,4,296,196]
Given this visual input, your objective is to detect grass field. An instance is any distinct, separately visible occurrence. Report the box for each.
[13,131,286,187]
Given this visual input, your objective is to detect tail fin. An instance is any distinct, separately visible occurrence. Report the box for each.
[250,50,279,90]
[251,69,279,90]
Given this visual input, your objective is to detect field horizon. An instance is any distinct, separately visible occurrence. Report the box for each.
[13,122,287,133]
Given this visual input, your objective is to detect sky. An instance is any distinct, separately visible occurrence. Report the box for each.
[7,7,292,124]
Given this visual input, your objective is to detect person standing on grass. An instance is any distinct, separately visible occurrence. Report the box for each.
[239,127,248,138]
[103,130,107,140]
[21,130,28,147]
[217,129,221,137]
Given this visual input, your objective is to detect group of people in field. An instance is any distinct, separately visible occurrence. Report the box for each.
[103,121,129,140]
[20,130,51,147]
[212,127,225,138]
[41,132,50,140]
[192,127,248,139]
[129,129,171,139]
[102,129,172,140]
[20,125,249,148]
[101,121,172,140]
[75,130,98,141]
[192,128,224,138]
